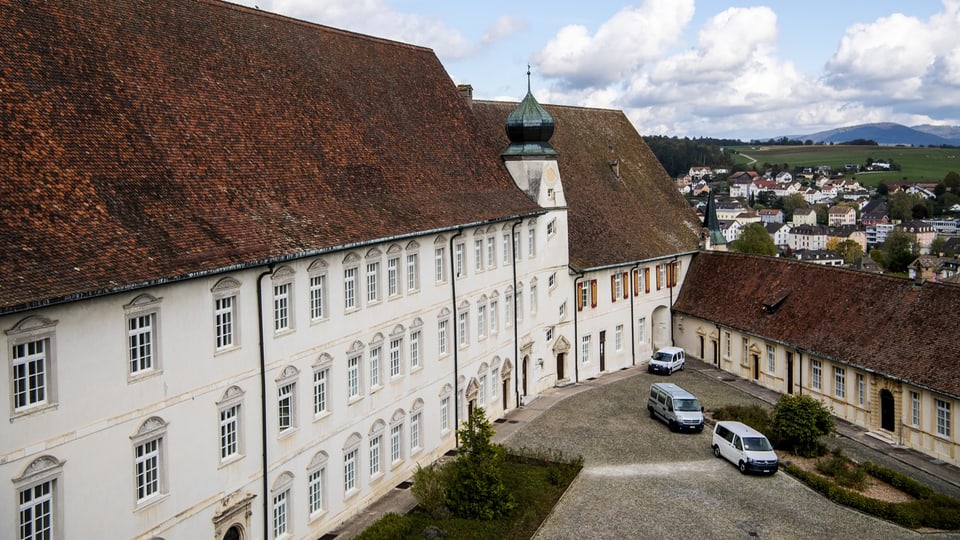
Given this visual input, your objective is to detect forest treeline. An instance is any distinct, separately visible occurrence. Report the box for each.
[642,136,738,177]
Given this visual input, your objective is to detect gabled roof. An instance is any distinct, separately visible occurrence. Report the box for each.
[674,252,960,398]
[0,0,541,313]
[471,101,701,269]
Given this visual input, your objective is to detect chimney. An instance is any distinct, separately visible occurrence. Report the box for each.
[457,84,473,109]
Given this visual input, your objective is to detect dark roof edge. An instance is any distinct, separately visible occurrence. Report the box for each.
[1,210,546,316]
[570,250,700,274]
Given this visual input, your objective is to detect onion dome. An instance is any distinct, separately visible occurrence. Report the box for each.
[503,69,558,157]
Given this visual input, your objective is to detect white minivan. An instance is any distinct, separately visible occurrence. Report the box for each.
[647,383,704,432]
[648,346,685,375]
[712,421,778,474]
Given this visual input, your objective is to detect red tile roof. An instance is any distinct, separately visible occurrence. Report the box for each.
[472,102,701,269]
[674,251,960,398]
[0,0,541,312]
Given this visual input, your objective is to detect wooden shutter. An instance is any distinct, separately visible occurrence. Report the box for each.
[577,283,584,311]
[632,269,640,296]
[622,272,629,299]
[590,279,598,308]
[610,274,617,302]
[644,268,650,294]
[656,264,662,290]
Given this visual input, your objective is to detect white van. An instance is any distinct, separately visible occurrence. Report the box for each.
[711,421,778,474]
[647,383,704,432]
[648,346,685,375]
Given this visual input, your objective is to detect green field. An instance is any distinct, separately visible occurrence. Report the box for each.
[728,145,960,186]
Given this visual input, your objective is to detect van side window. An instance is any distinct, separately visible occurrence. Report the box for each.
[734,436,743,450]
[657,392,666,405]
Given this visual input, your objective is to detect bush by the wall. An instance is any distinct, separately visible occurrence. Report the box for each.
[354,512,414,540]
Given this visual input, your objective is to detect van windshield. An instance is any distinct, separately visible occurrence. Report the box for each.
[742,436,773,451]
[673,399,701,412]
[652,352,671,361]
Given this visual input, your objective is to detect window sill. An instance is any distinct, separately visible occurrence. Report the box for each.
[218,454,245,469]
[214,345,240,357]
[313,411,331,422]
[127,369,163,384]
[135,492,169,512]
[273,328,295,338]
[347,396,363,406]
[10,402,58,421]
[278,427,298,440]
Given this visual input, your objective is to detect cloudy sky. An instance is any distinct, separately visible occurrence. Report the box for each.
[231,0,960,141]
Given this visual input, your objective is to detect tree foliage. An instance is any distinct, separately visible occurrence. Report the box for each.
[781,194,808,220]
[830,239,864,264]
[445,408,515,520]
[881,229,918,273]
[643,135,737,178]
[730,223,777,256]
[771,394,835,457]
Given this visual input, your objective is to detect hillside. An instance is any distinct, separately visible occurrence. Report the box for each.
[799,122,959,146]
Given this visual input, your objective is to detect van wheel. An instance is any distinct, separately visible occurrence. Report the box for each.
[648,407,655,419]
[713,445,721,458]
[680,363,684,371]
[738,461,748,474]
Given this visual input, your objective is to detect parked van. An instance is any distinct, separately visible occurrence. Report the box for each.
[648,346,685,375]
[712,421,778,474]
[647,383,704,432]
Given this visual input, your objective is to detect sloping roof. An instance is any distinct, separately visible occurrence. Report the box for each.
[0,0,541,313]
[674,251,960,398]
[472,101,701,269]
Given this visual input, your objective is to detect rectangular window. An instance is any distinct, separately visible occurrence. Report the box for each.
[344,267,357,310]
[612,273,623,301]
[936,399,951,437]
[638,318,646,346]
[387,257,399,297]
[725,332,731,357]
[347,357,360,399]
[272,490,288,538]
[474,239,483,271]
[503,233,511,266]
[407,253,419,291]
[546,327,554,342]
[366,261,380,303]
[615,325,624,351]
[410,412,421,451]
[19,480,54,540]
[308,468,325,515]
[12,339,48,411]
[441,396,450,431]
[559,301,566,320]
[215,296,235,350]
[370,346,381,388]
[343,449,357,493]
[273,284,290,332]
[278,382,295,432]
[834,367,846,399]
[135,437,161,502]
[220,403,240,460]
[128,313,156,374]
[530,284,537,315]
[314,368,329,415]
[454,243,464,277]
[410,331,421,369]
[811,360,822,390]
[487,237,496,268]
[438,319,448,356]
[391,423,403,463]
[505,294,513,327]
[911,391,920,426]
[548,273,556,288]
[477,305,486,338]
[369,435,382,477]
[434,247,445,283]
[742,338,748,366]
[857,374,865,407]
[528,228,536,258]
[309,275,325,321]
[581,335,591,364]
[513,231,520,261]
[491,368,499,399]
[658,264,665,290]
[547,219,556,236]
[489,300,498,334]
[478,375,487,405]
[390,338,402,377]
[766,345,775,373]
[578,282,589,311]
[458,311,468,346]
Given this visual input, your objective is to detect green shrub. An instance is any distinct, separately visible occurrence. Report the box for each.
[861,462,933,499]
[445,408,516,520]
[771,394,834,457]
[814,452,866,491]
[355,512,413,540]
[411,463,453,519]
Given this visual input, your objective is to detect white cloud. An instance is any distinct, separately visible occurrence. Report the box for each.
[533,0,695,88]
[481,16,528,46]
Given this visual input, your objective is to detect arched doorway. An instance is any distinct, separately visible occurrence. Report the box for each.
[223,525,242,540]
[880,389,895,432]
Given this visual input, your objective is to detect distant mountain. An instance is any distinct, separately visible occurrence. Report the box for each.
[798,122,960,146]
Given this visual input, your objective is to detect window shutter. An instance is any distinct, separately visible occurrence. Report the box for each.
[610,274,616,302]
[656,265,662,290]
[577,283,584,311]
[632,269,640,296]
[590,280,598,308]
[644,268,650,294]
[622,272,629,299]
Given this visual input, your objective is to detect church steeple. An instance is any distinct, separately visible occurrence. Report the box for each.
[503,68,557,157]
[702,190,727,250]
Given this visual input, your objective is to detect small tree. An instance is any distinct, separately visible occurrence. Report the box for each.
[771,394,835,457]
[730,223,777,256]
[445,408,515,520]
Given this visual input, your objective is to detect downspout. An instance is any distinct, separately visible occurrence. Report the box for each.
[256,264,275,540]
[570,265,584,384]
[511,219,522,406]
[449,229,463,445]
[715,323,722,367]
[629,262,640,366]
[669,256,678,346]
[798,351,803,395]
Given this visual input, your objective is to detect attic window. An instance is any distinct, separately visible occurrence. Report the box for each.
[761,288,791,314]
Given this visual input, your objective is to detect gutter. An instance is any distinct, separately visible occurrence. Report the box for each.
[449,228,464,445]
[569,264,584,384]
[511,219,523,406]
[255,264,275,540]
[629,262,640,366]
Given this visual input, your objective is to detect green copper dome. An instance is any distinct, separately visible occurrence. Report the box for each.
[503,71,557,157]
